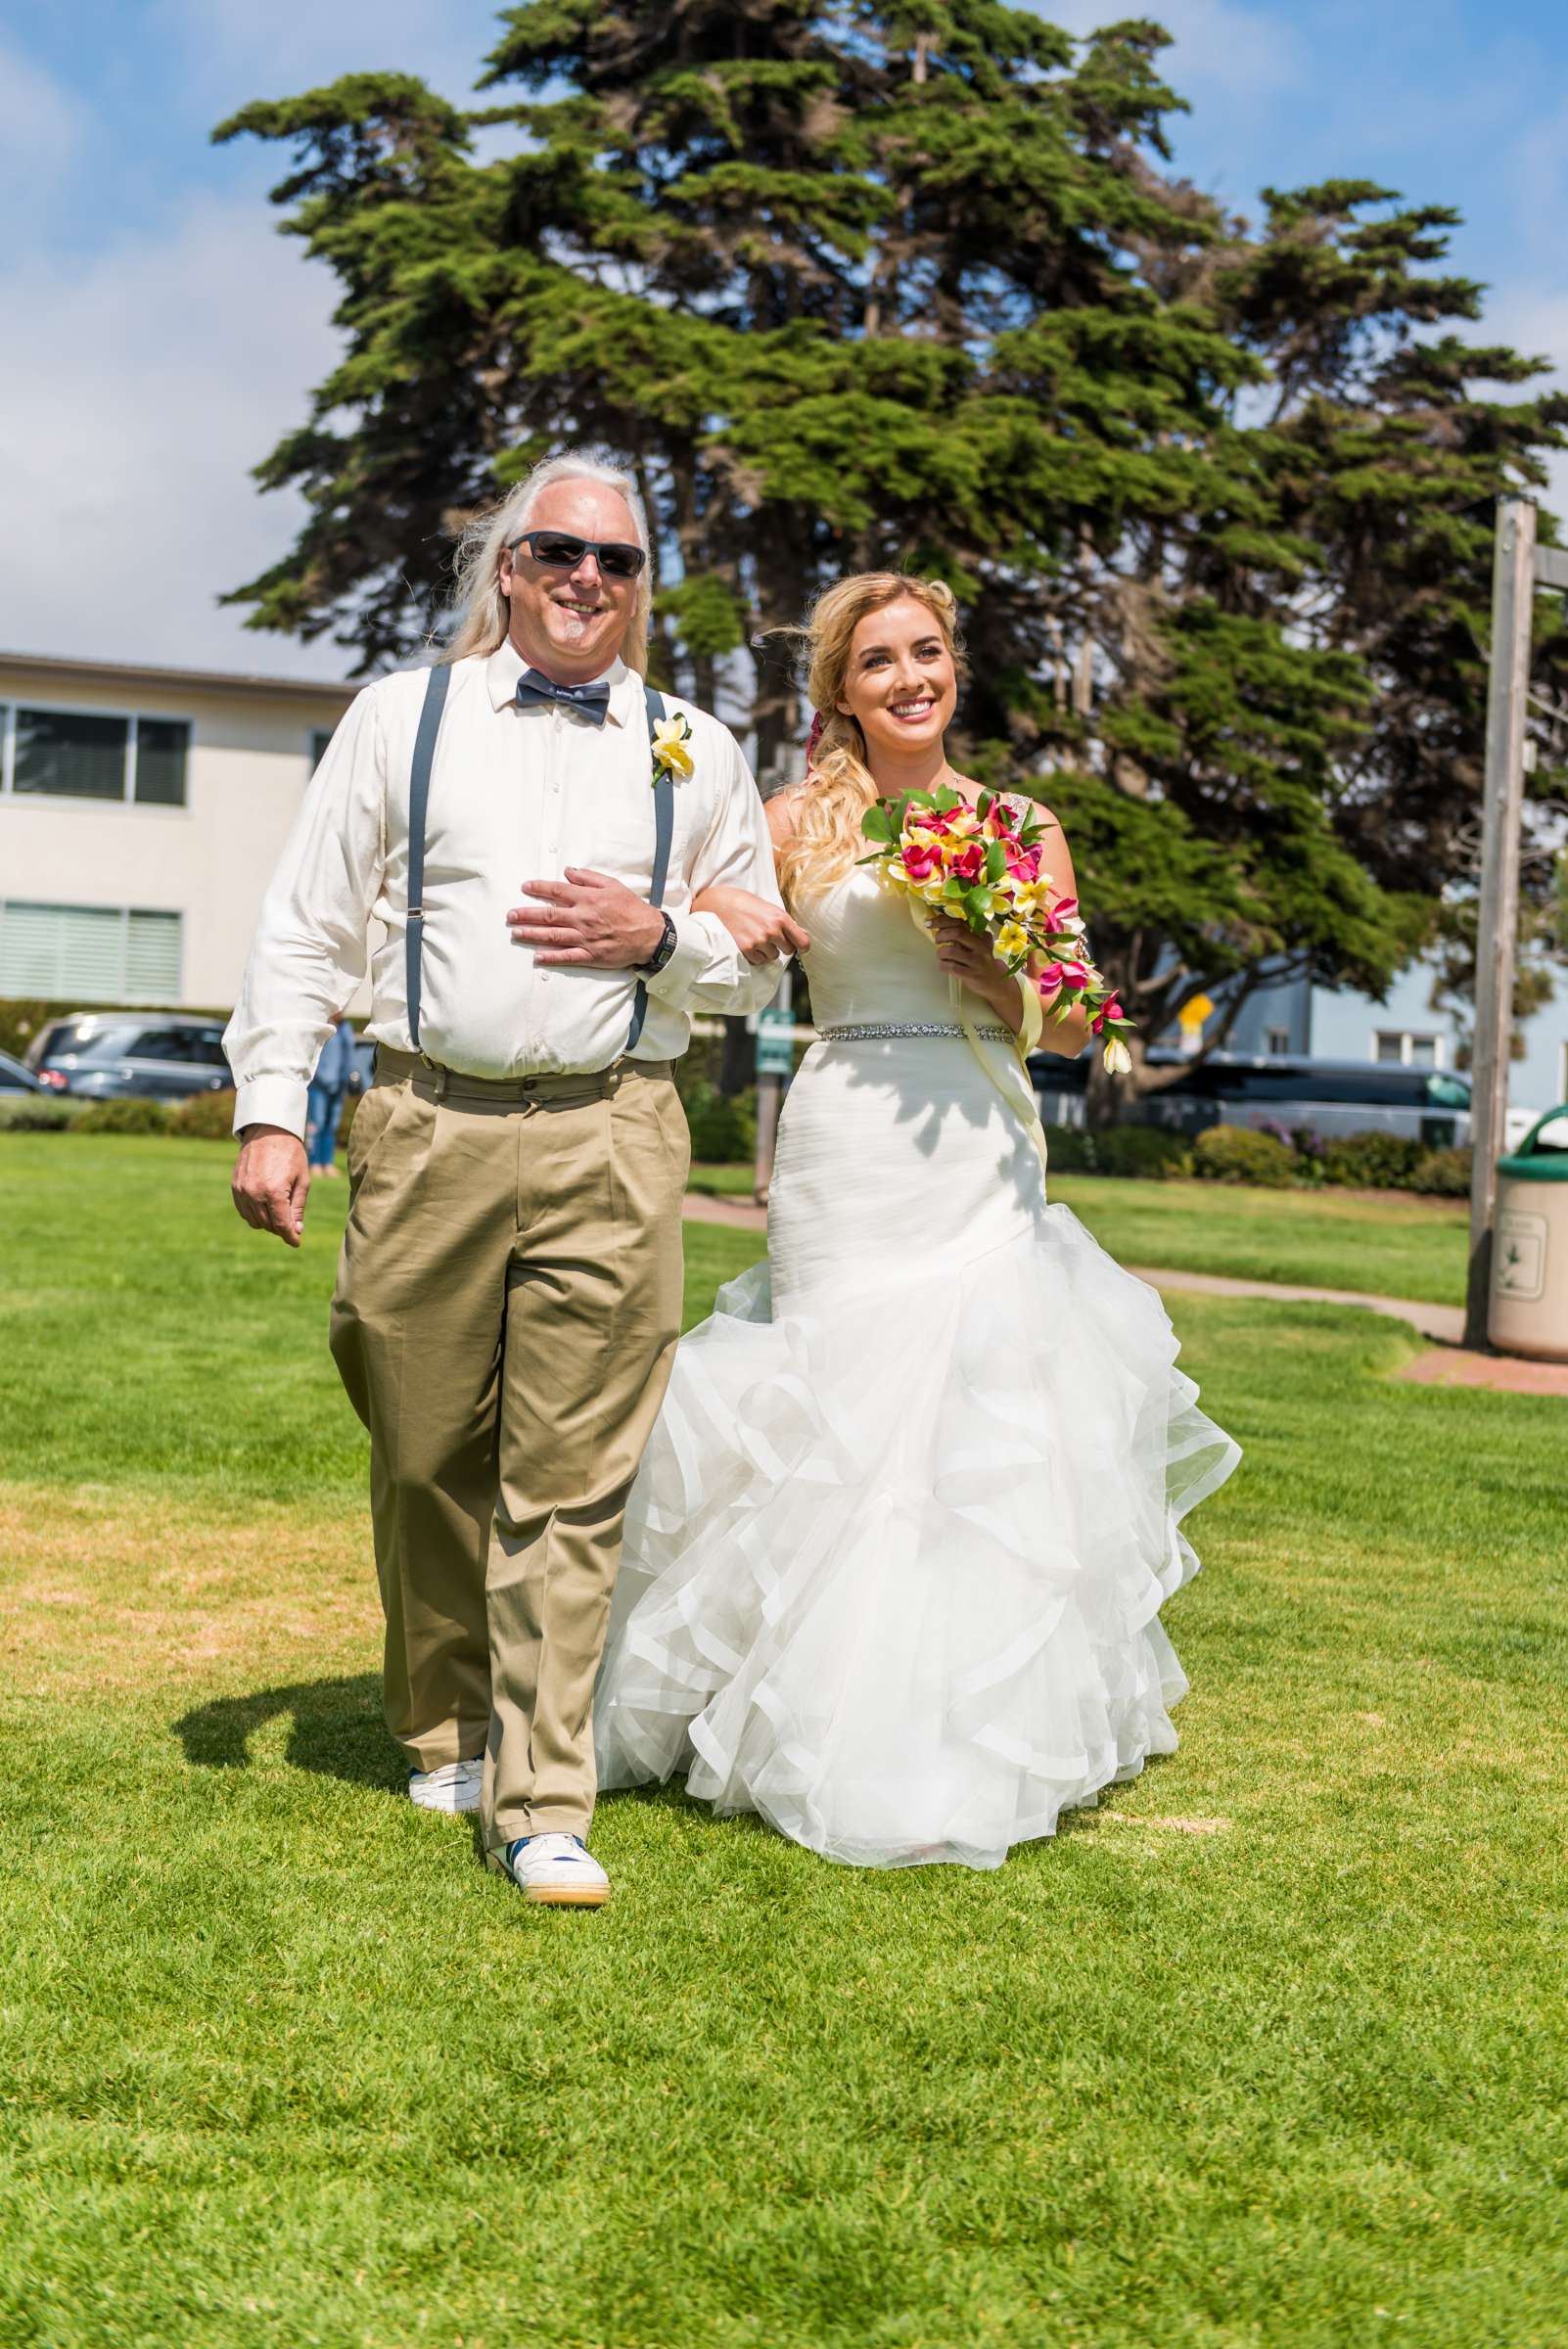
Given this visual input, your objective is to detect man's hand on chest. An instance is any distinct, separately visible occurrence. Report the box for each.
[506,867,668,969]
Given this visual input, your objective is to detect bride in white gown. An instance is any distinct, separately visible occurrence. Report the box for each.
[595,574,1240,1871]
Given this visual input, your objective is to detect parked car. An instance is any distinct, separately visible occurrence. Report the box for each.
[0,1049,42,1091]
[27,1014,233,1102]
[1029,1049,1474,1148]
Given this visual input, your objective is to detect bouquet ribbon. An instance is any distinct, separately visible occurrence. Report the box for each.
[907,899,1050,1177]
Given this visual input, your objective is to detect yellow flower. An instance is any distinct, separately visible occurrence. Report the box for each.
[995,920,1030,957]
[1103,1036,1132,1076]
[651,714,694,782]
[921,876,948,903]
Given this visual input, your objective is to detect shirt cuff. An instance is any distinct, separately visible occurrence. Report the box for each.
[233,1076,309,1142]
[641,911,717,1011]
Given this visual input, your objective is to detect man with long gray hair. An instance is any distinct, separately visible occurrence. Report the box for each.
[226,451,806,1907]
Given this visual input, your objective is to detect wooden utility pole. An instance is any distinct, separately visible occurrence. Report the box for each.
[1464,497,1536,1348]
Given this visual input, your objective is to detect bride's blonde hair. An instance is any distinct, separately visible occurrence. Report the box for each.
[776,573,965,907]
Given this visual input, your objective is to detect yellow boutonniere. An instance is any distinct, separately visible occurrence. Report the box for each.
[651,714,694,785]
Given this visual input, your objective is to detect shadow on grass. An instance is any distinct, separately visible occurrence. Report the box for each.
[172,1674,399,1795]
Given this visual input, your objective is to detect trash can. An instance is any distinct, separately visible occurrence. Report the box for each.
[1490,1104,1568,1361]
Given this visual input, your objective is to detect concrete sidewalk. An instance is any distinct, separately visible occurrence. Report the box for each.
[1130,1265,1567,1400]
[681,1195,1566,1398]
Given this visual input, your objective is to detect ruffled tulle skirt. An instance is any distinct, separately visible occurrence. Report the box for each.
[595,1200,1240,1872]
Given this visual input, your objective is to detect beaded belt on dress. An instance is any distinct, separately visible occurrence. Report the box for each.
[818,1020,1012,1042]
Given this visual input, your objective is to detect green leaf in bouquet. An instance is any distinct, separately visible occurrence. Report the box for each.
[984,839,1007,883]
[861,806,894,843]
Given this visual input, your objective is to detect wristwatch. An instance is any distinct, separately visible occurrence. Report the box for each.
[637,910,679,977]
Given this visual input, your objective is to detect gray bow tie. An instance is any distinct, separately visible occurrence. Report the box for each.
[515,669,611,726]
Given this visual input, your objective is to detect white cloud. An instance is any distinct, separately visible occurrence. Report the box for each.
[1037,0,1305,103]
[0,35,88,220]
[0,196,346,676]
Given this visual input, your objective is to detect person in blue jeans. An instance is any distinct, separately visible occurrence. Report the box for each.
[305,1015,357,1178]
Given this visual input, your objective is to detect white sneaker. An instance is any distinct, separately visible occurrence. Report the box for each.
[489,1832,611,1908]
[407,1759,483,1815]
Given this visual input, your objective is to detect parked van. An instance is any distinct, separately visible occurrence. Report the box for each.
[1029,1050,1475,1148]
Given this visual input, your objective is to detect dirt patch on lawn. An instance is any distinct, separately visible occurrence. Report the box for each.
[0,1484,376,1696]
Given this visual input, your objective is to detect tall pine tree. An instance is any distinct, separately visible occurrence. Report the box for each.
[217,6,1568,1100]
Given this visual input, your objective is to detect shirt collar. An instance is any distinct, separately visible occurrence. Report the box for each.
[484,638,634,728]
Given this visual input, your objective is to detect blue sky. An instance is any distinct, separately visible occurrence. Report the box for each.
[4,0,1567,675]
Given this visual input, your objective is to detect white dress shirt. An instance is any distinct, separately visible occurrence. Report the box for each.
[225,641,785,1138]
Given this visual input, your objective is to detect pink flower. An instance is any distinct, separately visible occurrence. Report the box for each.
[1102,995,1124,1024]
[901,843,942,883]
[1046,894,1079,925]
[950,843,985,882]
[1035,963,1065,996]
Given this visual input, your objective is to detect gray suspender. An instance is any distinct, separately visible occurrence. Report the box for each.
[404,662,450,1052]
[404,664,671,1058]
[626,681,671,1053]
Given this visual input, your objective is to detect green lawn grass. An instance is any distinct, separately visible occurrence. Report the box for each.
[1049,1174,1467,1307]
[1,1139,1562,2348]
[686,1160,761,1199]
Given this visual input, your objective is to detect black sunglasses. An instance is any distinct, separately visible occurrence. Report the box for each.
[507,529,647,580]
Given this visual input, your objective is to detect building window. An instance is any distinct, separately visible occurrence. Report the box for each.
[134,718,190,806]
[0,900,182,1002]
[1266,1027,1291,1057]
[2,705,189,806]
[1374,1029,1444,1070]
[310,726,336,768]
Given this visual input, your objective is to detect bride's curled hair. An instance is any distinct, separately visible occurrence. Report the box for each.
[777,573,964,908]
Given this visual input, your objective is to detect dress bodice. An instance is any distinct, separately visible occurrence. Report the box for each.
[798,868,957,1030]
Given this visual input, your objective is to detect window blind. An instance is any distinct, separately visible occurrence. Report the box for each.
[0,901,182,1002]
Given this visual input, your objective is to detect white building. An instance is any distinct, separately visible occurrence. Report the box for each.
[0,650,357,1013]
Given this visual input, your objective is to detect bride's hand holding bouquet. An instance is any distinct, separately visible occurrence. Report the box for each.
[860,786,1134,1073]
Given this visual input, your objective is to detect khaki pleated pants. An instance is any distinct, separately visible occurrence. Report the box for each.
[329,1052,689,1856]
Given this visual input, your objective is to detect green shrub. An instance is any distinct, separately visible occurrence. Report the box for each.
[1090,1126,1193,1180]
[1040,1123,1094,1172]
[683,1081,756,1162]
[169,1088,239,1140]
[1039,1123,1191,1179]
[1409,1144,1473,1198]
[1192,1124,1296,1187]
[0,1094,82,1131]
[1317,1130,1423,1190]
[73,1097,173,1136]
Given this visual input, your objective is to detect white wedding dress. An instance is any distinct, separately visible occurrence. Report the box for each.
[594,863,1241,1870]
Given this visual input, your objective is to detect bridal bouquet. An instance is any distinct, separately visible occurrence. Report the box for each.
[860,787,1134,1073]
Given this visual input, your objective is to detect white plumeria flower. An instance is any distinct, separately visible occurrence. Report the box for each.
[651,714,694,782]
